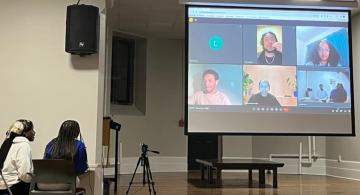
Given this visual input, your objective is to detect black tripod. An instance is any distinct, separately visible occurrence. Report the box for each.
[126,144,159,195]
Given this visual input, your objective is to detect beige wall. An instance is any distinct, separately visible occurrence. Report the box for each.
[0,1,105,193]
[326,13,360,161]
[223,136,252,157]
[0,0,105,165]
[112,38,187,157]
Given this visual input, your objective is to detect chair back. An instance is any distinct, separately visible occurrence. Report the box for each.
[30,159,76,195]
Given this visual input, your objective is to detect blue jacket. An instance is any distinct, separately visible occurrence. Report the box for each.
[44,140,88,175]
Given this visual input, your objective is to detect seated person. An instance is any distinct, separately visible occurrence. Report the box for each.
[0,119,35,195]
[306,40,340,67]
[248,80,281,106]
[191,69,231,105]
[302,88,313,100]
[330,83,347,103]
[38,120,88,191]
[257,31,282,65]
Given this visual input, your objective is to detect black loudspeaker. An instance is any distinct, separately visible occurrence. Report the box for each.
[65,4,99,55]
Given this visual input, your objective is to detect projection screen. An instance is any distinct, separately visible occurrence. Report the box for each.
[185,5,355,135]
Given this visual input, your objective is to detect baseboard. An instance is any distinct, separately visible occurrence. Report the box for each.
[103,156,360,182]
[326,159,360,181]
[223,156,326,175]
[104,156,187,175]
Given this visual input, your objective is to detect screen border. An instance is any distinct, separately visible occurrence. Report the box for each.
[184,4,355,136]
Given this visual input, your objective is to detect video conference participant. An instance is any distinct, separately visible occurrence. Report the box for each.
[317,84,329,102]
[248,80,281,106]
[0,119,35,195]
[306,40,340,67]
[304,88,313,99]
[330,83,347,103]
[191,69,231,105]
[257,31,282,65]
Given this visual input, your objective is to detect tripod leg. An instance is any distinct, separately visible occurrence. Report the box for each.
[126,157,142,195]
[144,162,152,194]
[143,158,146,186]
[144,158,152,195]
[145,157,156,195]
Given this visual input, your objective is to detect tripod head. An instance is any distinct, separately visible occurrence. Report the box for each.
[127,143,158,195]
[141,143,160,155]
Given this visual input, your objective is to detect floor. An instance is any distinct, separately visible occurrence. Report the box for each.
[108,171,360,195]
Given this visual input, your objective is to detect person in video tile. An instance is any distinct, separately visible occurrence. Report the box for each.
[330,83,347,103]
[248,80,281,106]
[317,84,329,103]
[257,32,282,65]
[306,40,340,67]
[191,69,231,105]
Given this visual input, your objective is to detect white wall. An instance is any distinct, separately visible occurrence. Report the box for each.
[113,38,187,158]
[324,12,360,179]
[326,13,360,162]
[0,0,105,194]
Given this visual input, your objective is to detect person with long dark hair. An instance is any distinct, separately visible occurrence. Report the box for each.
[330,83,347,103]
[44,120,88,175]
[38,120,87,192]
[306,40,340,66]
[0,119,35,195]
[257,31,283,65]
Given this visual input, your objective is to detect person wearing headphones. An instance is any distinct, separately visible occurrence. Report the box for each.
[0,119,35,195]
[248,80,281,106]
[257,31,283,65]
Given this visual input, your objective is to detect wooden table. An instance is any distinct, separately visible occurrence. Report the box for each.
[196,159,284,188]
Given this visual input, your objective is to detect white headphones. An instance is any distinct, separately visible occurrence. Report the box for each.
[8,121,25,135]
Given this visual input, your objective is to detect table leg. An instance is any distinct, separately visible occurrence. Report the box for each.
[248,169,253,187]
[207,166,211,184]
[216,168,222,187]
[200,164,204,181]
[273,168,278,188]
[209,167,214,184]
[259,168,265,188]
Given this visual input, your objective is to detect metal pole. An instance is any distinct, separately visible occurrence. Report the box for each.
[299,142,302,174]
[114,129,119,192]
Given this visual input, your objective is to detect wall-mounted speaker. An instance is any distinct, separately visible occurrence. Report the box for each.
[65,4,99,55]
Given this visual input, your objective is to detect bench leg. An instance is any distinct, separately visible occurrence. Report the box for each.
[259,168,265,188]
[200,164,204,181]
[248,169,253,187]
[216,168,222,187]
[273,168,278,188]
[207,166,213,184]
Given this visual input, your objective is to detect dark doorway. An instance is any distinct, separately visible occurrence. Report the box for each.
[111,36,135,105]
[187,134,220,170]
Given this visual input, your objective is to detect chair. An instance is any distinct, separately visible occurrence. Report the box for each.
[29,159,85,195]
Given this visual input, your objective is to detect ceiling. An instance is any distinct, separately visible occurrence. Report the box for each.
[108,0,360,39]
[108,0,185,39]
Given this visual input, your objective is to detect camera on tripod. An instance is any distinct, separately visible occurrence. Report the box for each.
[127,143,159,195]
[141,143,160,155]
[141,143,149,154]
